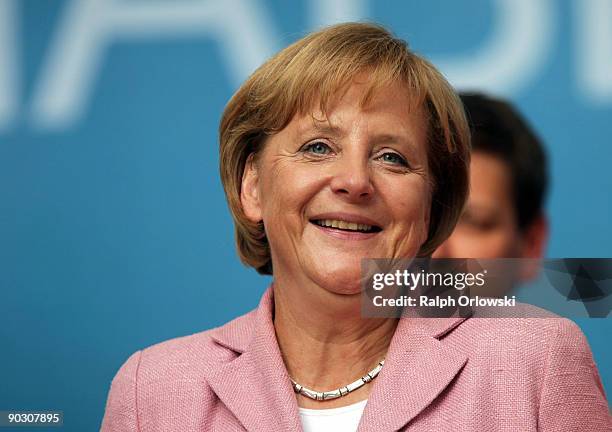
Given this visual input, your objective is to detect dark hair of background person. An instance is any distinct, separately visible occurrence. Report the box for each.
[459,93,549,231]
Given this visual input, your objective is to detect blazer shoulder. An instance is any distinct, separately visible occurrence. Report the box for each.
[459,302,577,339]
[448,305,593,366]
[101,310,259,431]
[138,307,258,370]
[537,318,610,429]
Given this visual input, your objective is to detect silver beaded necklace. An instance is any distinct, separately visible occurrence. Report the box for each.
[290,360,385,401]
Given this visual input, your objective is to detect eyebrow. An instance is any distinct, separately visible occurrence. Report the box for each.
[369,133,414,149]
[464,203,501,217]
[296,121,343,139]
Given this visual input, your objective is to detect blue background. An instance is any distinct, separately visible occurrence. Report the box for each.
[1,1,610,430]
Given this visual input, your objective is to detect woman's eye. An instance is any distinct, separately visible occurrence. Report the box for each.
[303,141,331,155]
[379,152,408,166]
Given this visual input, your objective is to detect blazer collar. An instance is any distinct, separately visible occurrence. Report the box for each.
[208,286,469,432]
[207,287,302,431]
[357,315,469,431]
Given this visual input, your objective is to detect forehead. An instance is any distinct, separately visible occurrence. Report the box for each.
[288,79,428,145]
[468,152,514,204]
[305,75,423,117]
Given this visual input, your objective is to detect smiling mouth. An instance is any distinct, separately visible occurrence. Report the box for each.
[311,219,382,233]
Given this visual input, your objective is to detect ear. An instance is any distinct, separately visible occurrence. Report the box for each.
[240,153,263,223]
[520,213,548,259]
[518,213,549,280]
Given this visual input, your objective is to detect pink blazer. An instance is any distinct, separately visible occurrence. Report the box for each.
[101,287,611,431]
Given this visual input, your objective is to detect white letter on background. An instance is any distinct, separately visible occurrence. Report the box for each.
[31,0,278,130]
[0,0,18,131]
[575,0,612,104]
[309,0,367,29]
[434,0,555,96]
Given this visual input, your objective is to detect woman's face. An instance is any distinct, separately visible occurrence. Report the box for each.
[241,79,432,294]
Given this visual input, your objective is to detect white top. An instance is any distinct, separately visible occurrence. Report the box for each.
[299,399,368,432]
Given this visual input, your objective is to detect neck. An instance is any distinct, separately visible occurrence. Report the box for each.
[272,277,398,408]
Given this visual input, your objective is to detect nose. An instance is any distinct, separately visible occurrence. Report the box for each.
[329,152,374,201]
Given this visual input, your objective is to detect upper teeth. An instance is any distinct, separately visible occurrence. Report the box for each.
[316,219,374,232]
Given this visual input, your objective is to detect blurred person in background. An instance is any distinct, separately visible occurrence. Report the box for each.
[433,92,548,263]
[433,93,549,291]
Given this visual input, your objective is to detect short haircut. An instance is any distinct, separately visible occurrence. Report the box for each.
[220,22,471,275]
[460,93,548,230]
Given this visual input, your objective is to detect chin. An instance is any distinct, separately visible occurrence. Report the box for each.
[307,261,365,296]
[325,283,362,296]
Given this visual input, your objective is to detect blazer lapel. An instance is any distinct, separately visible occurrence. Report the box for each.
[358,317,469,432]
[207,288,303,431]
[207,287,469,432]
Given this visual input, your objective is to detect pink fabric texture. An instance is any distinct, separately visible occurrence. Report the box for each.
[101,287,611,431]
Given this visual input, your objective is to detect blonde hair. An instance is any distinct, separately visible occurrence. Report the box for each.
[219,22,470,275]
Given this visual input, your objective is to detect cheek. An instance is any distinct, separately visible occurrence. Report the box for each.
[388,179,431,229]
[460,227,518,258]
[379,176,431,255]
[490,228,522,256]
[258,161,324,222]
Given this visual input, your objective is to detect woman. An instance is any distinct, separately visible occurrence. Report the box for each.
[101,23,610,431]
